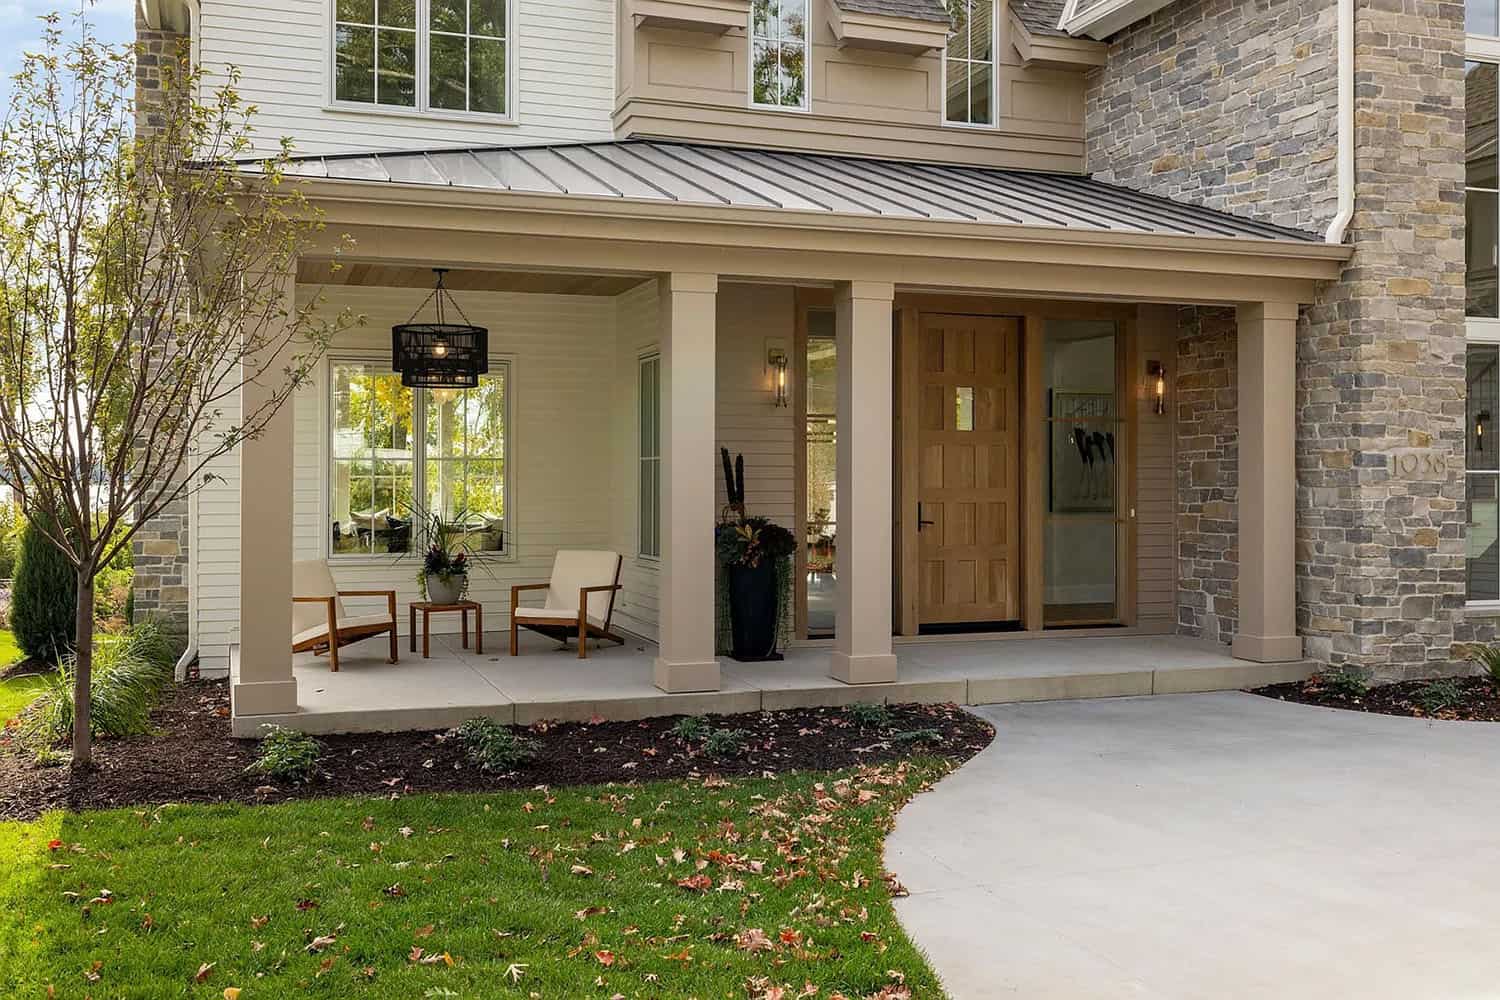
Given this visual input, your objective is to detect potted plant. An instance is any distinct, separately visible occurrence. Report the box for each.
[715,449,795,661]
[419,513,470,604]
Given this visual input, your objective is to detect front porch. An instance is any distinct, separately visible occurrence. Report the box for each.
[230,632,1314,736]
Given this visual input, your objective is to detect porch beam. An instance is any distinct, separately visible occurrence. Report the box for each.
[654,272,722,693]
[1233,301,1303,663]
[232,266,299,719]
[831,280,899,684]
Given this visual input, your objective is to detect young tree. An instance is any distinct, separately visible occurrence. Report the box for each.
[0,14,351,765]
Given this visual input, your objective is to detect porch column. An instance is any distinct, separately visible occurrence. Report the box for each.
[1234,301,1303,662]
[231,268,299,718]
[831,280,898,684]
[654,273,721,693]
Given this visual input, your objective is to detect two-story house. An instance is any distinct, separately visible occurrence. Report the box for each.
[136,0,1471,736]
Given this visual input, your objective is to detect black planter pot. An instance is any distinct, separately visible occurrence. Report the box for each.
[726,560,782,662]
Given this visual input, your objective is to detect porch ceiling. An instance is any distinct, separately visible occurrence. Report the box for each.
[264,139,1317,245]
[297,260,649,295]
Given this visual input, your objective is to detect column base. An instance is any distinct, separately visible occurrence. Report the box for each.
[1232,633,1304,663]
[231,678,300,718]
[830,651,898,685]
[653,657,721,694]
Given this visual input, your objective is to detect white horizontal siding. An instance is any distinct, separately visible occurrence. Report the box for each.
[198,0,615,156]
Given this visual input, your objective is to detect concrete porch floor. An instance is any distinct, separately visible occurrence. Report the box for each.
[232,629,1316,736]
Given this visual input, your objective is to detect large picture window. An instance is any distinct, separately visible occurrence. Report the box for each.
[638,354,661,559]
[751,0,808,110]
[329,361,508,558]
[334,0,510,116]
[1470,6,1500,603]
[943,0,995,127]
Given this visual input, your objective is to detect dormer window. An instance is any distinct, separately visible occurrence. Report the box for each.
[943,0,995,127]
[333,0,512,117]
[751,0,809,110]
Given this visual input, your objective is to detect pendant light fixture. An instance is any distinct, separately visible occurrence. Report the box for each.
[392,268,489,389]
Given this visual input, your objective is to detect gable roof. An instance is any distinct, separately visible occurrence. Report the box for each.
[263,139,1319,244]
[1011,0,1068,37]
[831,0,953,23]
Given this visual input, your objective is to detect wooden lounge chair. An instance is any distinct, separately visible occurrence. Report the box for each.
[291,560,398,671]
[510,550,624,659]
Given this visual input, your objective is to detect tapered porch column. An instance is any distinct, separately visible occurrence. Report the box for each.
[654,273,721,693]
[831,280,898,684]
[232,269,299,718]
[1234,301,1303,663]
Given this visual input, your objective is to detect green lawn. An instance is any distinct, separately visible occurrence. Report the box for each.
[0,630,40,725]
[0,762,949,998]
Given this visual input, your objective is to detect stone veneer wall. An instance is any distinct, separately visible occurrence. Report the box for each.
[130,13,193,649]
[1087,0,1477,679]
[1174,306,1238,644]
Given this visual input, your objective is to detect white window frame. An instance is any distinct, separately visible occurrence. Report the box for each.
[324,354,514,564]
[326,0,518,124]
[1468,22,1500,607]
[638,351,662,561]
[748,0,811,113]
[941,0,998,130]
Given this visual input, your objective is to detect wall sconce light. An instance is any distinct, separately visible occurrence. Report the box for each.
[1147,360,1167,416]
[768,347,789,408]
[1479,410,1491,453]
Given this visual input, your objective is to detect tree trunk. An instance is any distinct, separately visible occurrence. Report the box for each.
[71,567,95,768]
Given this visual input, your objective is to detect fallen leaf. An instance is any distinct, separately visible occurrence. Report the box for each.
[223,989,242,1000]
[414,924,435,939]
[575,906,610,920]
[307,934,338,953]
[571,864,593,877]
[594,950,615,966]
[504,962,528,983]
[194,962,215,983]
[735,928,774,953]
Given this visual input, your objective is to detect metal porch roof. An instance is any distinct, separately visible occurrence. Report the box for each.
[269,139,1319,244]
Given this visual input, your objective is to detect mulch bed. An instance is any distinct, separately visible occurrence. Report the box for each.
[0,680,994,821]
[1253,674,1500,722]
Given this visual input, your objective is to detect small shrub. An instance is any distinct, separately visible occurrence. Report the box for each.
[1464,643,1500,685]
[1318,665,1370,700]
[845,702,893,729]
[453,717,537,773]
[1417,678,1464,714]
[20,623,174,747]
[11,515,77,663]
[702,727,748,758]
[245,726,322,783]
[890,728,943,746]
[670,716,710,742]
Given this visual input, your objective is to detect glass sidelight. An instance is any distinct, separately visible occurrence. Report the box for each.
[805,310,838,637]
[1042,320,1122,626]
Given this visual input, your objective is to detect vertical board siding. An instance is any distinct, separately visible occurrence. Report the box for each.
[716,285,797,528]
[198,0,615,156]
[1134,310,1176,632]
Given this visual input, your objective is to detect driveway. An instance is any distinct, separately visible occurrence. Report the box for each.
[887,693,1500,999]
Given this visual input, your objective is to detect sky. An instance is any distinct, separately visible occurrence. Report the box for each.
[0,0,137,112]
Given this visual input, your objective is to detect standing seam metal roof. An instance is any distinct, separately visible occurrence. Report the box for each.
[267,139,1320,244]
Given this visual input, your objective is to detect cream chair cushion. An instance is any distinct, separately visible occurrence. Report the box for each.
[293,613,396,647]
[292,560,346,638]
[512,606,607,630]
[540,550,621,625]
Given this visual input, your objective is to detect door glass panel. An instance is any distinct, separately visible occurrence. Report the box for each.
[955,386,975,431]
[1043,320,1120,626]
[805,310,837,637]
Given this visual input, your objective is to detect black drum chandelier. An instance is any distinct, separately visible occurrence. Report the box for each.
[391,268,489,389]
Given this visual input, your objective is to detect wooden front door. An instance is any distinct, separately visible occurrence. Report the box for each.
[917,313,1021,626]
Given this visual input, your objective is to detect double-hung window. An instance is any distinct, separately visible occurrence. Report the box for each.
[329,361,509,558]
[751,0,809,110]
[1467,3,1500,602]
[943,0,995,127]
[638,354,661,559]
[334,0,511,116]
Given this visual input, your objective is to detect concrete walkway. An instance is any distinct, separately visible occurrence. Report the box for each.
[887,693,1500,999]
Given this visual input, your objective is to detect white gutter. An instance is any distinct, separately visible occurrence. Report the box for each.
[1324,0,1355,244]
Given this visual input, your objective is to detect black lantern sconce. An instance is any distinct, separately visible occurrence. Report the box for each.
[768,347,789,408]
[1147,360,1168,416]
[392,269,489,389]
[1479,410,1491,453]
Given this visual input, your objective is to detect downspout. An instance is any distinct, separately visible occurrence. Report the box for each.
[1325,0,1355,243]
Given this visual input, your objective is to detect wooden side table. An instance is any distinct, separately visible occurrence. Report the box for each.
[409,600,484,658]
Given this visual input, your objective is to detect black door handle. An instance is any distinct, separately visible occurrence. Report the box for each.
[917,502,936,531]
